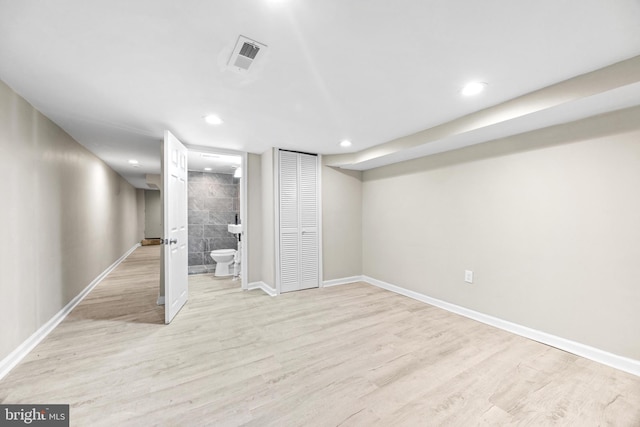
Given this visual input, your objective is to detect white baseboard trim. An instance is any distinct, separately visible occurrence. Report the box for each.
[362,275,640,377]
[247,281,278,297]
[0,243,141,381]
[322,275,365,287]
[156,296,165,306]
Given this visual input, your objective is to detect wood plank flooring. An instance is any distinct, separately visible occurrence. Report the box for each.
[1,245,639,426]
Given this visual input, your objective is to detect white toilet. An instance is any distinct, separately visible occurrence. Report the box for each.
[210,249,237,277]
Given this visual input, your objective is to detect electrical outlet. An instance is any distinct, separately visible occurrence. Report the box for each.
[464,270,473,284]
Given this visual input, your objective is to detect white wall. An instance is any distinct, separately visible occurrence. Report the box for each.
[362,107,640,361]
[0,79,143,361]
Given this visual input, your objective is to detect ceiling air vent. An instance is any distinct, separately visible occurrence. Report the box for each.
[228,35,267,73]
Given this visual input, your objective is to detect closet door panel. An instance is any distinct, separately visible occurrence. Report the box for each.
[280,232,299,292]
[300,153,318,229]
[278,150,319,293]
[279,150,300,292]
[300,229,318,289]
[279,151,299,230]
[299,153,319,289]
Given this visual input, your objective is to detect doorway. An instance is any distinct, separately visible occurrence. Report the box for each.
[186,148,247,289]
[160,136,249,324]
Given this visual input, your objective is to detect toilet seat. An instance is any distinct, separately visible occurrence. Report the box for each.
[210,249,236,256]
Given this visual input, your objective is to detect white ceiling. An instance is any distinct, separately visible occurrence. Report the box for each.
[1,0,640,188]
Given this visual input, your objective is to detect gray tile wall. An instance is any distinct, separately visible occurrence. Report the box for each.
[188,171,240,275]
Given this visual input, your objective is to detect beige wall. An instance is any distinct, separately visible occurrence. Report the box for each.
[0,80,143,361]
[260,149,276,287]
[321,160,363,281]
[137,188,145,240]
[144,190,162,238]
[246,153,263,283]
[362,107,640,360]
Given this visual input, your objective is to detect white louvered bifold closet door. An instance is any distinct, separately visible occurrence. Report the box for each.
[279,151,300,292]
[299,153,319,289]
[279,150,319,293]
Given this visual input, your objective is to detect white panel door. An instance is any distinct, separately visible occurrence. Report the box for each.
[163,130,189,324]
[278,150,319,293]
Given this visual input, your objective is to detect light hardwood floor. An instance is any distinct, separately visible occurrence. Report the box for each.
[1,246,639,426]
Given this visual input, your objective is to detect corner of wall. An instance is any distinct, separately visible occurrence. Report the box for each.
[321,162,363,281]
[360,111,640,362]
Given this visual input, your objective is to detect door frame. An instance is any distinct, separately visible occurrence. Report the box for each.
[274,149,323,294]
[185,144,249,290]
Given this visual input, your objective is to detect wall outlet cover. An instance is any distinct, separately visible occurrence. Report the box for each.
[465,270,473,283]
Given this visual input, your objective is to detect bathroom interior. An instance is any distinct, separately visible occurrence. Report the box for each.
[187,151,243,280]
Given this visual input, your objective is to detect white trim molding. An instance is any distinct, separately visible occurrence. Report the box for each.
[0,244,141,381]
[362,275,640,377]
[248,281,278,297]
[322,276,365,288]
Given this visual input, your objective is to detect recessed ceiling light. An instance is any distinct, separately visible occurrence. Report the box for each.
[128,159,139,165]
[204,114,223,125]
[204,167,212,171]
[340,140,352,148]
[461,81,488,96]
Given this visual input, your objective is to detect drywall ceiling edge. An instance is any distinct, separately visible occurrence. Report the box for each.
[325,55,640,170]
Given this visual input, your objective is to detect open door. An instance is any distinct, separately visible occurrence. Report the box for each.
[163,130,188,324]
